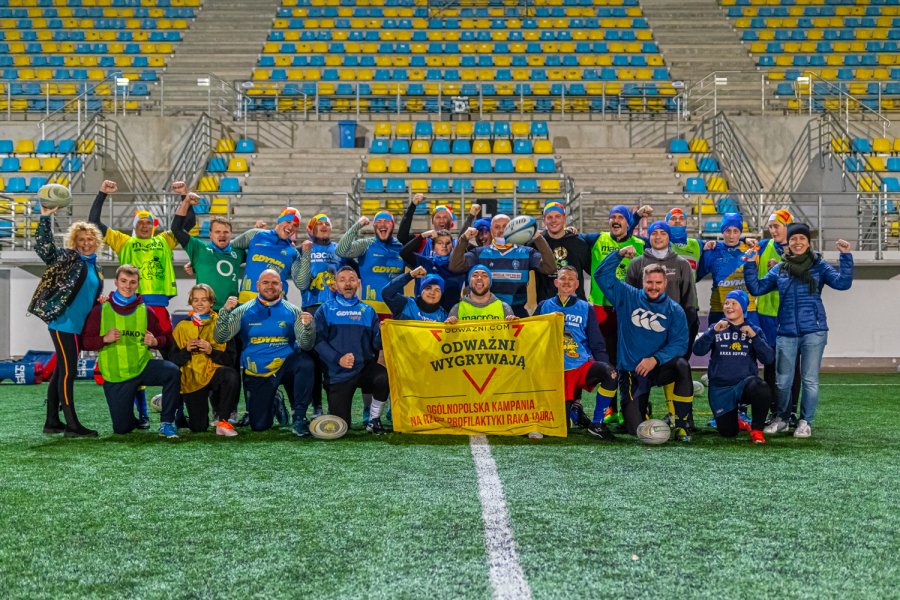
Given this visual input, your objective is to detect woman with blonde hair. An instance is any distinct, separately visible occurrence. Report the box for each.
[28,204,104,436]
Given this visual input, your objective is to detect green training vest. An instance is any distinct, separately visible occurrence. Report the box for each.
[589,233,644,306]
[457,298,506,321]
[671,238,702,276]
[99,302,152,383]
[118,235,177,297]
[756,241,782,317]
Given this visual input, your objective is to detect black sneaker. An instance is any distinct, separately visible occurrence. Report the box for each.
[586,421,616,441]
[366,417,385,435]
[64,425,98,438]
[273,391,290,426]
[788,413,799,429]
[137,415,151,430]
[43,420,66,434]
[235,412,250,428]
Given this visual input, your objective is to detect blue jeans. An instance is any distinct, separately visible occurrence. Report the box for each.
[775,331,827,424]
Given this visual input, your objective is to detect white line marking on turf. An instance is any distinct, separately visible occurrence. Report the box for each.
[819,383,900,386]
[469,435,532,600]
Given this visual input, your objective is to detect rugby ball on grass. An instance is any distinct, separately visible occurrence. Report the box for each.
[503,215,537,245]
[150,394,162,413]
[310,415,348,440]
[636,418,671,445]
[37,183,72,209]
[692,380,705,396]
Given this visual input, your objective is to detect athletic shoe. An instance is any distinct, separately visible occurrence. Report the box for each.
[707,418,717,428]
[586,421,616,441]
[673,427,691,443]
[602,409,622,425]
[64,425,98,438]
[738,411,752,432]
[366,417,385,435]
[137,415,151,430]
[233,412,250,428]
[215,420,238,437]
[158,422,179,439]
[764,417,789,434]
[788,413,799,429]
[292,419,310,438]
[750,430,766,444]
[43,420,66,434]
[273,393,290,426]
[311,406,323,420]
[527,431,544,440]
[793,420,812,438]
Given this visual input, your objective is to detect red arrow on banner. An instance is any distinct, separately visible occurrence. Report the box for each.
[430,330,443,342]
[511,324,525,337]
[462,368,497,395]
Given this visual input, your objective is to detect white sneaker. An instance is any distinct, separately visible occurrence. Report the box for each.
[793,420,812,438]
[764,417,789,434]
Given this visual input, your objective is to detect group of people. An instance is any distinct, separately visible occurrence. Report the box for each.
[29,182,854,443]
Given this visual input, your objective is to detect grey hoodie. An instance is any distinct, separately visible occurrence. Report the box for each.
[625,247,698,311]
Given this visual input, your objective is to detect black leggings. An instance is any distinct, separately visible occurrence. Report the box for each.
[181,367,240,433]
[327,359,389,425]
[716,376,771,436]
[47,329,88,430]
[619,357,694,435]
[568,361,617,402]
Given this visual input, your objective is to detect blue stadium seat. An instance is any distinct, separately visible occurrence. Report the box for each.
[236,140,256,154]
[409,159,429,173]
[429,179,450,193]
[852,138,873,153]
[386,179,407,193]
[452,179,473,193]
[513,140,533,154]
[536,158,556,174]
[684,178,707,193]
[531,122,549,138]
[451,140,471,154]
[364,179,384,193]
[0,157,19,172]
[27,177,47,193]
[370,139,389,154]
[390,139,411,154]
[415,122,433,138]
[698,158,720,173]
[517,180,539,193]
[5,177,25,193]
[494,159,514,174]
[473,159,492,174]
[432,139,451,154]
[36,140,56,155]
[219,178,242,193]
[668,139,690,154]
[473,122,492,138]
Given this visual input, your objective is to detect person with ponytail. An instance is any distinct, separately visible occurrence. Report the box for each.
[744,224,854,438]
[28,204,104,437]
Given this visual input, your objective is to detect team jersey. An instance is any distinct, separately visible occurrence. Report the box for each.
[588,232,645,307]
[670,238,702,274]
[463,244,541,309]
[697,241,757,313]
[183,237,245,311]
[314,295,382,384]
[536,295,608,371]
[104,229,178,305]
[336,221,405,315]
[232,229,299,304]
[450,295,512,321]
[171,313,228,393]
[298,240,346,308]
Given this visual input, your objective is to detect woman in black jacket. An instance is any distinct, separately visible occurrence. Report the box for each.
[28,205,104,436]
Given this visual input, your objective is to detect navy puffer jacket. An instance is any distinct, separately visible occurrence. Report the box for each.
[744,253,853,337]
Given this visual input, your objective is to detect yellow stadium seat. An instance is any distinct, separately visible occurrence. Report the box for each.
[474,180,494,193]
[367,158,387,173]
[540,179,561,194]
[689,139,710,153]
[431,159,450,173]
[451,159,472,174]
[388,159,408,173]
[496,180,515,194]
[515,159,535,173]
[891,221,899,237]
[40,157,61,173]
[533,140,553,154]
[410,179,429,194]
[395,122,414,138]
[858,176,877,192]
[209,197,229,215]
[492,140,512,154]
[676,157,699,173]
[20,158,41,172]
[455,122,474,138]
[15,140,35,154]
[216,139,236,153]
[373,122,392,138]
[873,138,891,154]
[866,157,886,172]
[708,177,729,192]
[411,140,431,154]
[510,122,531,138]
[434,122,452,138]
[472,140,491,154]
[197,176,218,193]
[227,158,249,173]
[831,138,850,153]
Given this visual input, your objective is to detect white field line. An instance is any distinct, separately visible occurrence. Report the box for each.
[469,435,532,600]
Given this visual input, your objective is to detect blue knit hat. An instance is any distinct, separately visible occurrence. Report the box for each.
[468,264,492,285]
[720,212,743,234]
[421,274,445,294]
[609,205,633,228]
[647,220,671,240]
[725,290,749,315]
[473,218,492,233]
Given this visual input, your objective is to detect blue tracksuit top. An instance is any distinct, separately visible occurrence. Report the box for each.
[692,321,775,387]
[536,295,609,370]
[357,237,405,308]
[382,273,448,322]
[302,240,346,307]
[595,252,688,371]
[464,244,541,309]
[241,229,298,296]
[314,294,382,384]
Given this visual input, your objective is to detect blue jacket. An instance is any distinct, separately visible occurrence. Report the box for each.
[536,295,609,370]
[314,294,382,384]
[382,273,448,322]
[744,254,853,337]
[595,252,688,371]
[692,321,774,387]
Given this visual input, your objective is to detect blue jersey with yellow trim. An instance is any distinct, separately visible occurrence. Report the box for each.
[302,240,345,307]
[358,237,405,314]
[241,230,298,298]
[238,299,298,377]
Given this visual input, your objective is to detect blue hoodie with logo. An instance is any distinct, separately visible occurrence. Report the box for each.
[314,294,382,384]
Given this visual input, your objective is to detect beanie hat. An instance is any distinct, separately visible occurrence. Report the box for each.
[543,201,566,216]
[786,222,811,242]
[468,264,492,285]
[421,274,445,294]
[132,210,158,231]
[725,290,749,315]
[431,205,455,224]
[307,213,331,234]
[720,212,743,234]
[768,209,794,225]
[373,210,394,223]
[277,207,301,225]
[665,207,685,223]
[473,218,492,233]
[647,220,671,239]
[609,205,633,228]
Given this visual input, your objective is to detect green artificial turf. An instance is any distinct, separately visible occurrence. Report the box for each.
[1,374,898,598]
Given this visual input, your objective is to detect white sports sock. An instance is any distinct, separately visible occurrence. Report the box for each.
[369,399,385,419]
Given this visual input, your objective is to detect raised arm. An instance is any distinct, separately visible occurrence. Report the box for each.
[87,180,118,236]
[336,217,375,259]
[383,272,413,317]
[34,212,61,265]
[230,228,264,250]
[396,194,423,245]
[213,298,247,343]
[531,235,557,276]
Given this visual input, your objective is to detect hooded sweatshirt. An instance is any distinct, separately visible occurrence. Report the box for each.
[625,247,698,311]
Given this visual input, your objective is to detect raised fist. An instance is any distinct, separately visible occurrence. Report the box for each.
[412,193,425,206]
[409,266,427,278]
[618,246,636,259]
[469,203,481,217]
[223,296,239,311]
[300,312,313,325]
[444,316,458,325]
[255,220,267,229]
[637,205,653,218]
[301,240,313,253]
[339,353,355,369]
[171,181,188,195]
[100,180,118,194]
[463,227,478,240]
[704,240,717,251]
[714,320,729,332]
[740,325,756,338]
[184,262,194,277]
[836,239,852,253]
[186,192,201,206]
[357,216,370,228]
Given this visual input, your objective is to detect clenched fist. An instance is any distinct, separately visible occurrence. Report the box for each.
[100,180,118,194]
[223,296,239,311]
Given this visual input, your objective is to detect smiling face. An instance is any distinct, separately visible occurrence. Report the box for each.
[374,217,394,241]
[257,270,283,302]
[209,222,232,249]
[115,271,139,297]
[491,216,510,242]
[543,211,565,235]
[432,211,453,231]
[723,297,744,323]
[74,231,98,256]
[134,217,155,239]
[312,220,332,239]
[649,228,670,251]
[189,289,212,316]
[335,268,359,298]
[722,226,742,246]
[608,213,629,238]
[421,283,443,305]
[275,220,297,240]
[788,233,810,255]
[554,268,579,298]
[468,269,491,297]
[768,220,787,244]
[433,234,452,257]
[642,271,666,301]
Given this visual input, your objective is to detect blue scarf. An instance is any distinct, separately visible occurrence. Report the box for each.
[110,290,137,306]
[335,294,359,307]
[669,226,688,244]
[208,241,233,254]
[431,253,450,268]
[78,253,97,265]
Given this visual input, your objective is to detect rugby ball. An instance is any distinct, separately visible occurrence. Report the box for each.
[636,418,671,445]
[692,380,705,396]
[37,183,72,209]
[309,415,348,440]
[503,215,537,245]
[700,373,709,387]
[150,394,162,413]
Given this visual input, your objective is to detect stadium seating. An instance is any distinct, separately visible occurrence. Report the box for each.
[247,0,676,114]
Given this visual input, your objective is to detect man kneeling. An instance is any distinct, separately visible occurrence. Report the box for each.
[82,264,181,438]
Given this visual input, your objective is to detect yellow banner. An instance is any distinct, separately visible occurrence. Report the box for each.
[382,313,567,437]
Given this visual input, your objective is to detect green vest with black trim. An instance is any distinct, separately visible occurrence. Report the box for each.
[756,241,782,317]
[457,298,506,321]
[99,302,152,383]
[589,233,644,306]
[671,238,702,276]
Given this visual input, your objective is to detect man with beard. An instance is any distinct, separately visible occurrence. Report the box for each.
[336,212,405,320]
[231,208,303,304]
[445,265,515,323]
[534,202,593,304]
[397,193,478,251]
